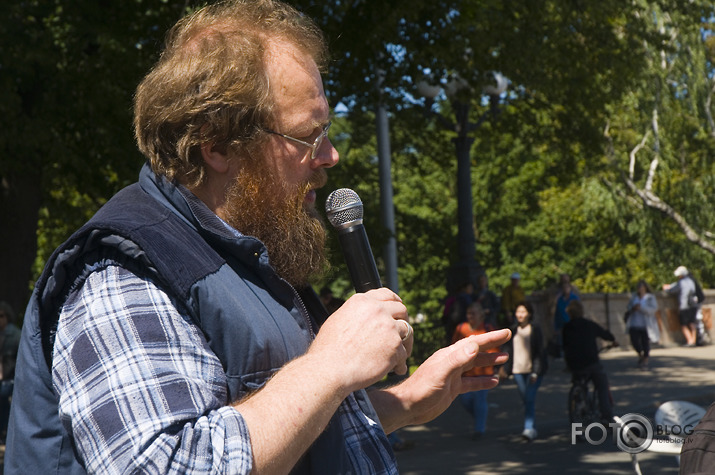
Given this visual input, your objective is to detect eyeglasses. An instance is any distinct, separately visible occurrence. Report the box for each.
[263,121,332,160]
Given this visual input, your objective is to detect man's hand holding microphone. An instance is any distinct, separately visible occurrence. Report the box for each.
[318,189,510,433]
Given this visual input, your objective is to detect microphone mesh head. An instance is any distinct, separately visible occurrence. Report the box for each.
[325,188,363,228]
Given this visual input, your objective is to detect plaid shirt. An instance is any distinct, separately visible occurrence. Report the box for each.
[53,265,397,474]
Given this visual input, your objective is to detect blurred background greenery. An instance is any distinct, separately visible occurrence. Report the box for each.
[2,1,715,364]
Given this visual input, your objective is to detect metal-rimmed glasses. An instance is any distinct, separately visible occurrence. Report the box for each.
[262,121,332,160]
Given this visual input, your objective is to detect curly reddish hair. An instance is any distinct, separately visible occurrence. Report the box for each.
[133,0,328,187]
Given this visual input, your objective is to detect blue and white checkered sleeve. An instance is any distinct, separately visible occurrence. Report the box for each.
[52,265,253,474]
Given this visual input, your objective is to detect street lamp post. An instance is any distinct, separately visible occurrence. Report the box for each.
[376,69,399,293]
[452,99,476,278]
[417,72,507,292]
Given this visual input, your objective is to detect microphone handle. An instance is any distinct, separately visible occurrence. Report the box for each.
[337,224,382,293]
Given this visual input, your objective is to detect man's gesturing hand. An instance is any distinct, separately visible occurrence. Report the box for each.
[370,328,511,433]
[309,288,411,395]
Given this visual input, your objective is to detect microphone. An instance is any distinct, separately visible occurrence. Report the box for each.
[325,188,382,293]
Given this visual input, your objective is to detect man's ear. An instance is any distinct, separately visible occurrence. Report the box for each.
[200,142,230,174]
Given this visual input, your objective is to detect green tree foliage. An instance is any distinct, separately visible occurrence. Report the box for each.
[306,0,715,359]
[601,4,715,285]
[0,0,192,313]
[2,0,714,348]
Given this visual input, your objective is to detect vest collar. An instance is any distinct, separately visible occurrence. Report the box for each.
[137,163,271,267]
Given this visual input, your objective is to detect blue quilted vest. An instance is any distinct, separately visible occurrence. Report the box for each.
[6,164,382,474]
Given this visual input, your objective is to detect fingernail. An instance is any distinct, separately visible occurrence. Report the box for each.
[464,341,478,356]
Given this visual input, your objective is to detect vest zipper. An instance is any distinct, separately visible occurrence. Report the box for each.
[291,285,316,340]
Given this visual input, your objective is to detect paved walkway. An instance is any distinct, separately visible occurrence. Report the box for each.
[394,344,715,474]
[2,344,712,473]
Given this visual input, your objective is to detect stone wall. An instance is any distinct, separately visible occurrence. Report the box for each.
[526,289,714,348]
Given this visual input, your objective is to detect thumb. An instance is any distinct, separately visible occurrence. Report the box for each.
[448,336,481,371]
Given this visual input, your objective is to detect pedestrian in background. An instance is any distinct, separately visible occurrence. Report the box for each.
[499,301,547,441]
[475,273,500,329]
[453,301,498,439]
[442,281,474,346]
[318,285,345,315]
[500,273,525,328]
[663,265,699,347]
[625,280,659,370]
[563,300,617,424]
[551,277,580,358]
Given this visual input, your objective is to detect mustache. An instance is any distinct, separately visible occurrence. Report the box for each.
[308,168,327,190]
[297,168,328,200]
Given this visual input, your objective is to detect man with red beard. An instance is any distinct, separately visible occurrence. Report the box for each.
[6,1,511,474]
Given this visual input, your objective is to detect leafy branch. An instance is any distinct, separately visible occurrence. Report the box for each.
[604,109,715,255]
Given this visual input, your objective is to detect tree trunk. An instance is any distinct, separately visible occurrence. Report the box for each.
[0,171,42,325]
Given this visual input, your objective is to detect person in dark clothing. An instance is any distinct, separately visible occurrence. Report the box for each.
[680,401,715,473]
[6,1,512,473]
[441,281,474,346]
[319,286,345,315]
[562,300,617,422]
[474,274,500,329]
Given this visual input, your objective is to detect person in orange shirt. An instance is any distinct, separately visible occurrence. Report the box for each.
[452,301,498,439]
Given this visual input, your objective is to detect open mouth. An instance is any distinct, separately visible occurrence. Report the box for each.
[304,188,317,205]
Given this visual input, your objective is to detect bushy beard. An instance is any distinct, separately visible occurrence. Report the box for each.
[223,160,330,287]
